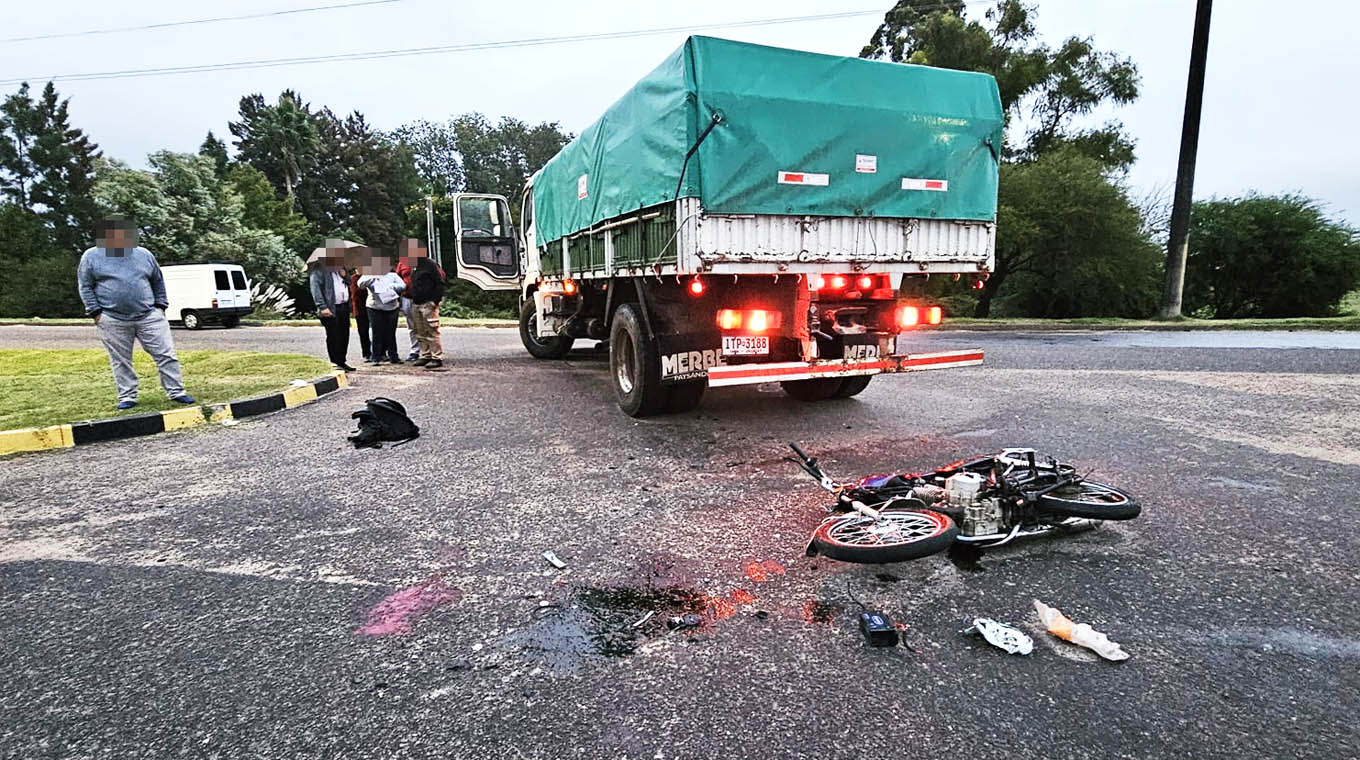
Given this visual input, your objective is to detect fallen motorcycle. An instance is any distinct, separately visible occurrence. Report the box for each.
[786,443,1140,564]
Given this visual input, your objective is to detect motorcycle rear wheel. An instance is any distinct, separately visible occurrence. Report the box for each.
[1034,480,1140,520]
[810,509,957,564]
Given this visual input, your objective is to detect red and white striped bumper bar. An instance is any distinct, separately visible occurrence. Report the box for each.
[705,349,984,388]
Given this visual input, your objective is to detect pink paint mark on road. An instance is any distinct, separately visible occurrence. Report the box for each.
[355,575,461,636]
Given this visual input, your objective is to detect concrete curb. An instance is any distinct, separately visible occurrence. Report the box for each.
[0,371,348,457]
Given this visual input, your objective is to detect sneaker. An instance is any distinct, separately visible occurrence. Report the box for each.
[411,357,430,367]
[116,400,138,410]
[336,363,357,372]
[387,357,402,364]
[170,394,196,404]
[407,352,419,361]
[423,360,444,370]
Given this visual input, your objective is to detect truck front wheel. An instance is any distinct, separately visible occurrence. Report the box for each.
[519,300,574,359]
[610,304,666,417]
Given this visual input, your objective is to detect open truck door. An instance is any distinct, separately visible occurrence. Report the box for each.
[449,193,520,291]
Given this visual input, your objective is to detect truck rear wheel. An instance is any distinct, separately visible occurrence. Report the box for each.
[221,316,241,329]
[519,300,574,359]
[610,304,666,417]
[780,378,842,402]
[833,375,873,398]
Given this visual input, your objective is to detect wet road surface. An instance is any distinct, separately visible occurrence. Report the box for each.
[2,325,1358,758]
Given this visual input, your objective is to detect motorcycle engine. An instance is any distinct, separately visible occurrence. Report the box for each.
[945,472,1006,537]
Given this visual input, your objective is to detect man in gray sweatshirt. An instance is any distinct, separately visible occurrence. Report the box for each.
[77,218,195,410]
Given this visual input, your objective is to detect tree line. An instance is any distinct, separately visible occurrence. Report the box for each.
[1,0,1357,320]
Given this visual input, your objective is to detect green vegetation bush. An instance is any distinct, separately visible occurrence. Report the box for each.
[1184,195,1360,318]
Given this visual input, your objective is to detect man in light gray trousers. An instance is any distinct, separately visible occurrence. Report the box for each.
[77,218,195,411]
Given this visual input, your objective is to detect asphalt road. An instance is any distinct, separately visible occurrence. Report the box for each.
[2,324,1358,759]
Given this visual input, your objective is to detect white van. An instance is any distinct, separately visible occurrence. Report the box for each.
[161,264,254,329]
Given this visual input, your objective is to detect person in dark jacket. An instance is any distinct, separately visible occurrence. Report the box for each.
[308,241,356,371]
[400,238,445,369]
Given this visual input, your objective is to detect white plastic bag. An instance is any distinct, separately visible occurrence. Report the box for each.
[967,617,1033,655]
[1033,599,1129,661]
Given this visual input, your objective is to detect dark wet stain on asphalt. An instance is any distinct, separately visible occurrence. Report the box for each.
[800,600,844,624]
[507,585,712,672]
[947,542,986,573]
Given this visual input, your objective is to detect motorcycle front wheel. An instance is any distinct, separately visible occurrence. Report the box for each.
[810,509,957,564]
[1034,480,1141,520]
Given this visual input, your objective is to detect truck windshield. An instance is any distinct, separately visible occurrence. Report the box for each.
[459,197,510,239]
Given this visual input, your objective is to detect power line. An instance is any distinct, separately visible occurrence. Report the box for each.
[1,0,408,44]
[1,9,903,86]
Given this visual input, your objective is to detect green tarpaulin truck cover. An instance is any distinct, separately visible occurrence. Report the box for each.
[532,36,1005,247]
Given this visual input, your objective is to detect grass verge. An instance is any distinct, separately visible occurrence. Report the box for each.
[0,348,332,430]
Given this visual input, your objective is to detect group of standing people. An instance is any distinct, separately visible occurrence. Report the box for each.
[309,238,445,372]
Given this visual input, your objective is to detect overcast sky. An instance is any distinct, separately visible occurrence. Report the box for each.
[4,0,1356,225]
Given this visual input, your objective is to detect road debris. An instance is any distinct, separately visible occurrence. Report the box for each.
[542,550,567,569]
[630,611,655,629]
[667,613,702,630]
[965,617,1034,655]
[858,611,899,647]
[1033,599,1129,661]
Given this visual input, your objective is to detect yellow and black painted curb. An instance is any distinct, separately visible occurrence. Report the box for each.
[0,371,348,457]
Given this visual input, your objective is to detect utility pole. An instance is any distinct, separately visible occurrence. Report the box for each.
[1159,0,1213,319]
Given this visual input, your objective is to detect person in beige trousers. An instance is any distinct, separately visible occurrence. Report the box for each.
[399,239,445,369]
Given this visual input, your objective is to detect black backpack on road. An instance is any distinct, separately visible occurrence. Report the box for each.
[348,397,420,449]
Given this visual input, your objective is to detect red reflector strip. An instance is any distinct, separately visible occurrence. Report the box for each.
[778,171,829,186]
[900,351,984,368]
[705,350,984,388]
[901,177,949,192]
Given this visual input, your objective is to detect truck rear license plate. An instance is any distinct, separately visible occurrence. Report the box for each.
[722,336,769,356]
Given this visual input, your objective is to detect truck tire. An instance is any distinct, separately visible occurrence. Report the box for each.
[181,310,202,330]
[610,304,666,417]
[519,300,573,359]
[221,316,241,329]
[833,375,873,398]
[664,381,706,414]
[780,378,842,402]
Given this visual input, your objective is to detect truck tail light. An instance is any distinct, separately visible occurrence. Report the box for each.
[211,298,218,309]
[688,278,705,296]
[716,309,782,332]
[857,276,874,290]
[925,306,943,325]
[829,275,849,289]
[563,279,578,295]
[896,305,920,329]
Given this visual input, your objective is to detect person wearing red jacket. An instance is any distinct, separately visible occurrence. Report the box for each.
[347,266,370,361]
[394,256,421,361]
